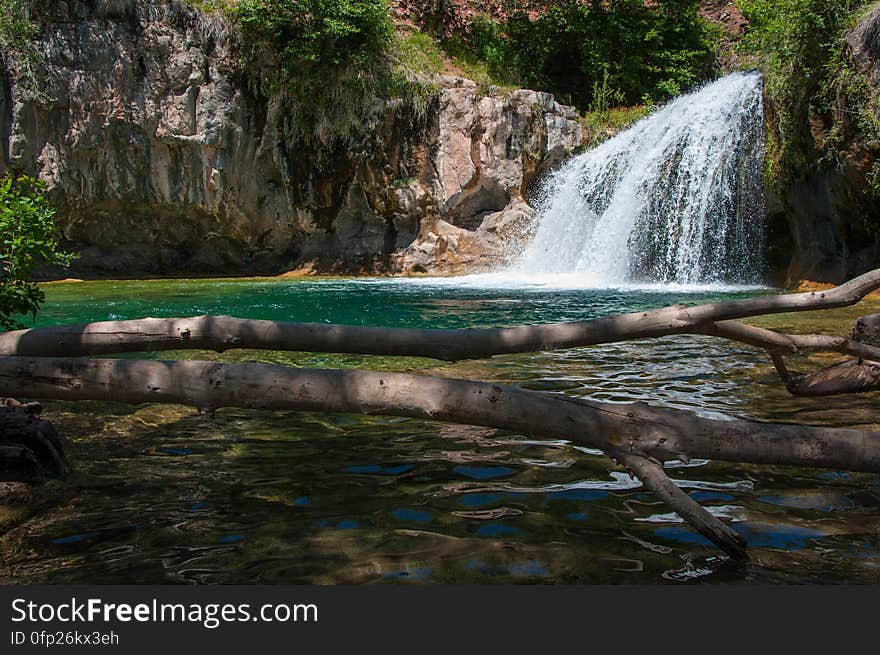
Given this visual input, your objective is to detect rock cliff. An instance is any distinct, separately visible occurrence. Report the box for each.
[765,4,880,285]
[0,0,583,277]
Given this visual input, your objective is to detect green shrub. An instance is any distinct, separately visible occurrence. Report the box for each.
[445,1,718,110]
[0,176,74,331]
[226,1,440,150]
[394,30,445,78]
[187,0,228,13]
[463,15,516,84]
[234,0,393,79]
[738,0,872,185]
[580,105,652,148]
[589,68,626,121]
[0,0,48,103]
[226,1,389,149]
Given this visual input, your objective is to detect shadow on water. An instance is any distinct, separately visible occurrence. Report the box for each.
[1,278,879,584]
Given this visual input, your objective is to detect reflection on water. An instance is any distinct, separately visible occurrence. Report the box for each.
[1,277,879,584]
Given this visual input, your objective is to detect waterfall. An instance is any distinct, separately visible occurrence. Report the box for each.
[514,72,766,287]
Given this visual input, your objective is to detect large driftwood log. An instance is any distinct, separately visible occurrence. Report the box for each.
[3,357,880,557]
[778,358,880,396]
[2,268,879,361]
[760,310,880,396]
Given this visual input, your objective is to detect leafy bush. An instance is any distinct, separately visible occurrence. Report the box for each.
[445,1,718,109]
[580,104,652,148]
[234,0,393,80]
[589,68,626,120]
[462,15,514,83]
[227,1,438,150]
[738,0,871,184]
[0,176,74,331]
[0,0,48,103]
[394,30,445,78]
[187,0,228,13]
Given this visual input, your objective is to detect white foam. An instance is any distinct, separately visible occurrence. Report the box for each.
[346,271,768,293]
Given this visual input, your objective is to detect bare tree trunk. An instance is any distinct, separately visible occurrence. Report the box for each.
[2,268,879,361]
[5,357,880,471]
[784,358,880,396]
[3,356,880,557]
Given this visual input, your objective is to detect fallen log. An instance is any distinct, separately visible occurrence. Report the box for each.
[782,358,880,396]
[2,267,879,361]
[4,356,880,557]
[5,357,880,471]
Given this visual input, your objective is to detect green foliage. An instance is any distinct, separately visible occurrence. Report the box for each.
[0,0,34,42]
[444,1,718,109]
[187,0,228,13]
[589,68,626,121]
[234,0,393,76]
[439,15,519,92]
[0,176,74,330]
[580,104,652,148]
[0,0,48,103]
[394,30,445,78]
[738,0,873,187]
[460,15,513,84]
[390,30,446,113]
[225,1,439,150]
[186,2,717,148]
[867,159,880,196]
[737,0,858,77]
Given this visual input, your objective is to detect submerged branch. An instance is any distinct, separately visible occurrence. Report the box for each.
[783,358,880,396]
[613,451,748,559]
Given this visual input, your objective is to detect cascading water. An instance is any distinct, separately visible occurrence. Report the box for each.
[514,71,766,287]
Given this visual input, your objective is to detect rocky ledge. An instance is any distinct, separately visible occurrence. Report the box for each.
[0,1,583,277]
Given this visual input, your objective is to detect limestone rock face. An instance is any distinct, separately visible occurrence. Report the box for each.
[397,199,537,274]
[0,1,582,277]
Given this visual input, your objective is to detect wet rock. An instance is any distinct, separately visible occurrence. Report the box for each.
[397,199,536,274]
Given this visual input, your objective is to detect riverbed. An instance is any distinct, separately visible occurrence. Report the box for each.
[2,277,879,584]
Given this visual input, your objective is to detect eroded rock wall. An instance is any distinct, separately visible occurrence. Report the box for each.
[0,0,582,278]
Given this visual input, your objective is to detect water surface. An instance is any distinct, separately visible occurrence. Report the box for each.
[2,276,878,584]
